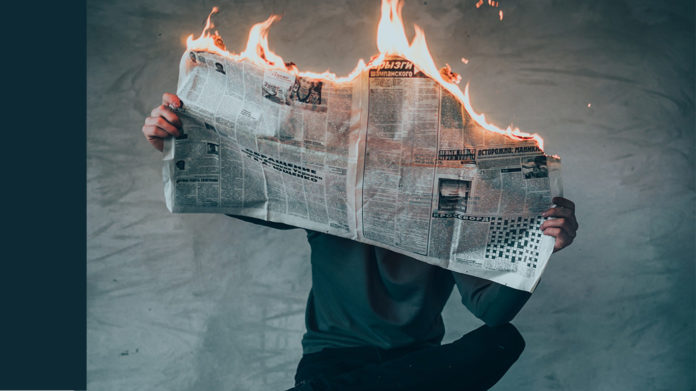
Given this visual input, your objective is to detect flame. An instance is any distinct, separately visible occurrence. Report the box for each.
[476,0,503,22]
[240,15,289,68]
[185,0,544,150]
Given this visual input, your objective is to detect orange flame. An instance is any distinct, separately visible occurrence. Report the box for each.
[185,0,544,150]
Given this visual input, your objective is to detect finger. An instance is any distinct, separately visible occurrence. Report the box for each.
[147,137,164,152]
[541,211,579,232]
[151,105,182,128]
[145,116,180,137]
[144,117,179,137]
[142,124,172,139]
[142,125,165,151]
[542,227,573,252]
[542,207,573,219]
[540,218,576,238]
[552,197,575,211]
[542,226,561,237]
[162,93,182,108]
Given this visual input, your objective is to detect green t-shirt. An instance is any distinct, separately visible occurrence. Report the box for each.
[232,216,532,355]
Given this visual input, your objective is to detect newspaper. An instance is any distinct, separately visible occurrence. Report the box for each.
[163,50,563,292]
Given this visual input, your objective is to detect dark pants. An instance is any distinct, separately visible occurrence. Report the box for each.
[289,323,525,391]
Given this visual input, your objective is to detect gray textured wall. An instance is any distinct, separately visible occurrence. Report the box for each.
[87,0,695,390]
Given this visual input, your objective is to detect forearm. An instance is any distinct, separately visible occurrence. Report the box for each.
[453,273,532,327]
[472,283,531,326]
[226,214,297,230]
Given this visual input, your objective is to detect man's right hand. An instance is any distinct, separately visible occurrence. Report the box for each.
[142,93,183,152]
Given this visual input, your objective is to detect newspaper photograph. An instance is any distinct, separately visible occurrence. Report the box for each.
[163,50,563,292]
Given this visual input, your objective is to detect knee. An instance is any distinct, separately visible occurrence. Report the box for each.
[454,322,526,361]
[489,323,526,360]
[447,323,526,390]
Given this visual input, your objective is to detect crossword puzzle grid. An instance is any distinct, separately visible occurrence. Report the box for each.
[484,216,546,268]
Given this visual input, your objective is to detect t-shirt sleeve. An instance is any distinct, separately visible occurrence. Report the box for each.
[452,272,532,327]
[225,214,297,230]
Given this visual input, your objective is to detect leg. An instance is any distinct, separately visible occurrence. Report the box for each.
[294,346,382,387]
[291,323,525,391]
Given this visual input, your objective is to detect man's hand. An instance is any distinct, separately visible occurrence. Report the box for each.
[142,93,183,152]
[540,197,578,253]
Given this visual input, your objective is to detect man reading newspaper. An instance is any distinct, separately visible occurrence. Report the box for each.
[143,92,578,390]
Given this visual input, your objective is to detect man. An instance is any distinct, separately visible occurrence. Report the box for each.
[143,93,578,390]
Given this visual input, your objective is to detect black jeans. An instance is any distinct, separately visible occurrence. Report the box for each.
[289,323,525,391]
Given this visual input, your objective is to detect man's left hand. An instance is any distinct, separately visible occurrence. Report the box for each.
[540,197,579,253]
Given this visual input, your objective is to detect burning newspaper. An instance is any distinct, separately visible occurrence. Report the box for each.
[162,2,562,292]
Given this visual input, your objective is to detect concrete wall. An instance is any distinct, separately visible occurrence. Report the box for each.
[87,0,695,389]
